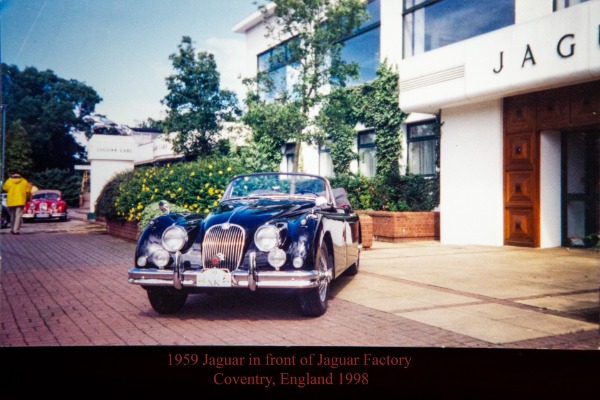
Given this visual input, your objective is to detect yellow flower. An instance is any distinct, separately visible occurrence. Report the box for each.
[178,187,182,192]
[190,171,195,176]
[218,170,223,174]
[169,170,174,174]
[213,201,218,206]
[204,209,210,213]
[208,164,213,169]
[227,167,232,171]
[209,187,215,195]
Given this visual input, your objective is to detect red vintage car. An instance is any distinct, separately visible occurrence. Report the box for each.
[23,189,68,222]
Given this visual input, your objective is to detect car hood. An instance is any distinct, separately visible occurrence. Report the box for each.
[203,199,315,231]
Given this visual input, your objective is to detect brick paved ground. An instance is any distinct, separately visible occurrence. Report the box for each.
[1,220,598,395]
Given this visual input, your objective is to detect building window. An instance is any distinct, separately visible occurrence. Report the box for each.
[318,137,334,178]
[340,0,381,86]
[257,0,381,99]
[284,143,295,172]
[358,130,376,178]
[554,0,589,11]
[407,119,438,176]
[403,0,515,58]
[257,38,300,102]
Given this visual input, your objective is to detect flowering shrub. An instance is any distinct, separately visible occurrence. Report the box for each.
[96,155,245,222]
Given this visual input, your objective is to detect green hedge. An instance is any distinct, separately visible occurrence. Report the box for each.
[330,173,439,212]
[96,157,439,222]
[95,156,245,222]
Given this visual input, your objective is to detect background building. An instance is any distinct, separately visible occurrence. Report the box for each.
[234,0,599,248]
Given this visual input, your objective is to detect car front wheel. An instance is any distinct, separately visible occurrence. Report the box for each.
[299,241,333,317]
[147,287,188,314]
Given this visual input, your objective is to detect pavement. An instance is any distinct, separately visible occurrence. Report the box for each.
[1,207,598,350]
[1,208,598,395]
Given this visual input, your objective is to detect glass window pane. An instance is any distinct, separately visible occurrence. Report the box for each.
[319,151,334,178]
[408,140,436,175]
[555,0,588,11]
[342,27,380,85]
[359,131,376,145]
[408,122,436,139]
[359,147,376,177]
[364,0,381,26]
[404,0,514,57]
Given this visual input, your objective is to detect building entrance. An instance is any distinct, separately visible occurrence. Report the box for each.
[504,80,600,247]
[562,130,600,247]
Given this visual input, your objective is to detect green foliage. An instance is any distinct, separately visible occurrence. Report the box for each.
[4,120,34,180]
[97,156,246,222]
[162,36,241,159]
[316,89,358,175]
[241,94,306,171]
[247,0,369,172]
[31,168,83,207]
[137,201,190,234]
[1,64,101,173]
[136,118,165,131]
[330,173,439,212]
[95,169,135,220]
[348,62,407,178]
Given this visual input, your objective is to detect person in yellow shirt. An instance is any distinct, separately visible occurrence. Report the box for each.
[2,171,32,234]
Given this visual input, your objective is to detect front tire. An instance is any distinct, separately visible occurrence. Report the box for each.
[299,241,333,317]
[147,287,188,314]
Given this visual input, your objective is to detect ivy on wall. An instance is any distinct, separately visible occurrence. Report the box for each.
[319,61,407,179]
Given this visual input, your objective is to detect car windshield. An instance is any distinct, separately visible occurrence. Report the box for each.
[33,192,60,200]
[222,173,329,202]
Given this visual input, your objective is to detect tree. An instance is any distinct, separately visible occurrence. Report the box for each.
[249,0,369,172]
[136,118,164,131]
[4,120,34,179]
[1,64,102,173]
[31,168,82,207]
[162,36,241,159]
[241,91,306,172]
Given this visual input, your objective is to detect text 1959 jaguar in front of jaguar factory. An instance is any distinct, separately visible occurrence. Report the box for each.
[128,172,362,317]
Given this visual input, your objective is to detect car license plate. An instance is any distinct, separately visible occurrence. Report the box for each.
[197,269,231,287]
[37,214,49,218]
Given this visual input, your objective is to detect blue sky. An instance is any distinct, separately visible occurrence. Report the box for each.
[1,0,260,126]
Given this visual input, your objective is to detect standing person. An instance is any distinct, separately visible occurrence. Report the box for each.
[2,171,31,234]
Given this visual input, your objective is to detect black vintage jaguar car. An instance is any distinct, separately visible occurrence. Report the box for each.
[128,172,362,317]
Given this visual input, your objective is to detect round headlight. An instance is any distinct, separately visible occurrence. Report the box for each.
[254,225,280,252]
[136,256,147,267]
[151,249,171,268]
[162,226,188,252]
[268,248,286,268]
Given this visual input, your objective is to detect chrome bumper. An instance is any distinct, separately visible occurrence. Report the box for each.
[127,267,321,290]
[129,251,323,290]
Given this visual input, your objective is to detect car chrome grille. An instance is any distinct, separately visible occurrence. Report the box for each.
[202,223,245,271]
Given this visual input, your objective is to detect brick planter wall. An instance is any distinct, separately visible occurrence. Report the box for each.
[357,211,440,243]
[104,218,139,242]
[358,214,373,250]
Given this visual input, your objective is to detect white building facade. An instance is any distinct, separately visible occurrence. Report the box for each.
[234,0,600,248]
